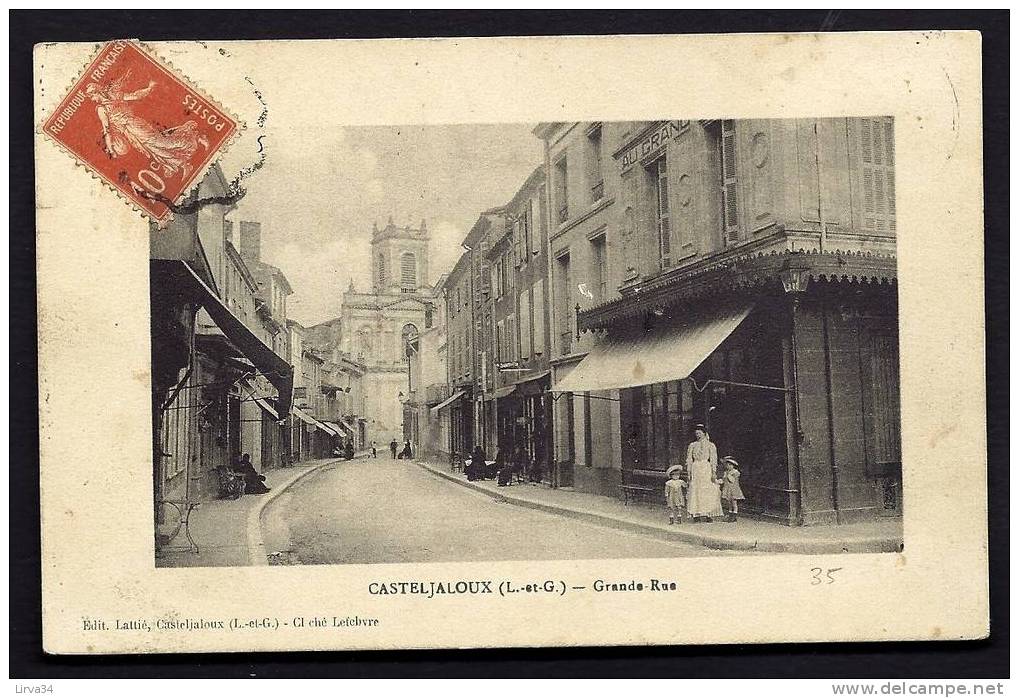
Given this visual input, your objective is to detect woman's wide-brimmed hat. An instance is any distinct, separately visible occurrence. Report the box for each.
[722,456,739,466]
[665,464,684,477]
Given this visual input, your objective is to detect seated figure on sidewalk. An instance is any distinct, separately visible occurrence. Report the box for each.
[467,444,487,481]
[236,453,271,495]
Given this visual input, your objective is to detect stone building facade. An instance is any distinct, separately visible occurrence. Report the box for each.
[550,118,899,525]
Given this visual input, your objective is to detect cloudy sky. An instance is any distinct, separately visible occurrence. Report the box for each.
[229,122,543,325]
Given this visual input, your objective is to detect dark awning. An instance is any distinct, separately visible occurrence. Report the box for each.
[164,260,294,415]
[554,303,752,393]
[239,379,280,420]
[484,385,517,401]
[514,369,551,397]
[430,390,466,414]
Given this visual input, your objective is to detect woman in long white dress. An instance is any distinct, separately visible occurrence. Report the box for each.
[685,424,723,522]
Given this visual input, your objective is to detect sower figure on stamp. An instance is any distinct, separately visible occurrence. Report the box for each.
[685,424,723,522]
[87,71,208,177]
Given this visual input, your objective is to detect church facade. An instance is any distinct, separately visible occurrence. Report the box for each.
[306,218,434,448]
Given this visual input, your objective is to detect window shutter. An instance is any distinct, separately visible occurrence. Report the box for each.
[533,280,545,355]
[860,117,895,233]
[529,198,540,256]
[507,314,516,361]
[863,329,901,476]
[721,120,740,244]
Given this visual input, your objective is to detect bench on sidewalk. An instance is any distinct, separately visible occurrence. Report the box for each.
[618,485,661,508]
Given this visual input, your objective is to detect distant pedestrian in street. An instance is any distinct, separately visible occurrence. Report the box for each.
[685,424,722,522]
[719,456,746,523]
[371,441,377,458]
[664,464,688,525]
[389,439,398,459]
[236,453,270,495]
[400,440,413,460]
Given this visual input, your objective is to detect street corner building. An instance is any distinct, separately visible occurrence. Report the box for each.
[422,117,901,528]
[537,118,900,526]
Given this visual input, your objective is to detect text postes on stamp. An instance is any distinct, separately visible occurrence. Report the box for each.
[42,40,240,225]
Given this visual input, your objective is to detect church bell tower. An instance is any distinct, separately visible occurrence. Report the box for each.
[371,217,430,295]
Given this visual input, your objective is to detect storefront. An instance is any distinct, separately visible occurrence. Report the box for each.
[564,250,900,525]
[431,389,470,462]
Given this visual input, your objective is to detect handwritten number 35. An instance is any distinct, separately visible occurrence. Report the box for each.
[811,567,842,585]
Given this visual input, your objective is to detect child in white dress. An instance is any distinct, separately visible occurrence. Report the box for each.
[664,464,688,525]
[720,456,746,523]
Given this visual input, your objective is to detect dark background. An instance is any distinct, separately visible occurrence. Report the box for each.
[10,10,1009,679]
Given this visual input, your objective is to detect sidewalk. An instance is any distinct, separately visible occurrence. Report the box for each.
[416,461,903,554]
[156,456,353,568]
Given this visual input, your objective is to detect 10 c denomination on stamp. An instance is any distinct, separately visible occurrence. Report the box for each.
[42,40,240,225]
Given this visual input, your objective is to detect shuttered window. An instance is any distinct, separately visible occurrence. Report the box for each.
[860,117,896,233]
[530,197,541,256]
[400,252,416,290]
[533,280,545,355]
[864,330,901,471]
[654,158,671,269]
[507,314,516,361]
[721,119,740,244]
[519,289,532,359]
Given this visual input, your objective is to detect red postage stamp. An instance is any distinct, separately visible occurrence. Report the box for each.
[42,40,240,225]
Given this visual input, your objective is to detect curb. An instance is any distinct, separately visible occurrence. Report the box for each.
[246,457,348,566]
[415,461,902,554]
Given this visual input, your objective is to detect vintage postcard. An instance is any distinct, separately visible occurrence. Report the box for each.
[35,33,987,653]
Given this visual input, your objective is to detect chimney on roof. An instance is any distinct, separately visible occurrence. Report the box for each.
[239,221,261,263]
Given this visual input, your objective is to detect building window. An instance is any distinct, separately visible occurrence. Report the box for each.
[587,124,604,203]
[518,288,532,360]
[864,328,901,472]
[721,119,740,245]
[590,234,608,302]
[555,252,572,355]
[377,253,387,287]
[860,116,896,232]
[652,158,671,269]
[521,205,532,264]
[532,280,545,355]
[632,380,689,470]
[554,156,569,223]
[400,251,417,291]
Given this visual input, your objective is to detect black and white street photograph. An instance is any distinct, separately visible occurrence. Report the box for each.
[150,117,903,567]
[23,18,997,667]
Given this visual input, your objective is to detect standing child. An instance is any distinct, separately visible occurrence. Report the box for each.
[720,456,746,523]
[664,465,688,525]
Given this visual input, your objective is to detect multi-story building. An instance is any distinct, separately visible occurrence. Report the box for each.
[485,166,553,476]
[434,259,472,456]
[436,210,505,461]
[546,118,900,525]
[533,121,628,492]
[405,278,448,461]
[150,165,294,553]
